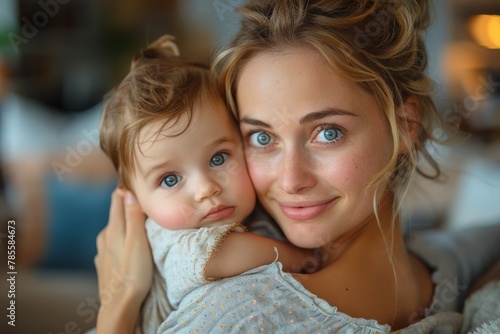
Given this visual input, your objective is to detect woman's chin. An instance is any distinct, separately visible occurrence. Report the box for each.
[281,226,330,249]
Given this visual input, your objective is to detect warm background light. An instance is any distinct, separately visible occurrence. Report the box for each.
[469,14,500,49]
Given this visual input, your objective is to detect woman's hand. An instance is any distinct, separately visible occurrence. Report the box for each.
[95,189,152,334]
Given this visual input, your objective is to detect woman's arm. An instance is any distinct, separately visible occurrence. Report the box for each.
[95,189,152,334]
[205,232,316,280]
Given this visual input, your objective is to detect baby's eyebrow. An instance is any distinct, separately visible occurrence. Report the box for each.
[140,158,172,178]
[211,136,236,146]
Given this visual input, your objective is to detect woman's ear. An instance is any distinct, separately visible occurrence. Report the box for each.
[399,96,419,154]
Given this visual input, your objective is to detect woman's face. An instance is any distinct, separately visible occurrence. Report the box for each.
[236,48,394,248]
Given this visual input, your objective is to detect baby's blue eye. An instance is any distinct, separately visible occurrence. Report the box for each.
[250,131,272,147]
[316,127,342,142]
[161,174,182,188]
[210,152,228,167]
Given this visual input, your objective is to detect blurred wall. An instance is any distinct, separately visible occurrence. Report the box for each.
[4,0,239,113]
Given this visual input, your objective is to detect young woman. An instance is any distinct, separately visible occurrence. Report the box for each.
[94,0,500,333]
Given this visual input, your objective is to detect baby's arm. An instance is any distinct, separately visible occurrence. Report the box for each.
[205,232,316,280]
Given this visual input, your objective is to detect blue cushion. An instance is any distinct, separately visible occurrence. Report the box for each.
[40,176,116,270]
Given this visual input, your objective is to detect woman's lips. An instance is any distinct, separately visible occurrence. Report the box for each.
[278,199,336,221]
[204,206,235,220]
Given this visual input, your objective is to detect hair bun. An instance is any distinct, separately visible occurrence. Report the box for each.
[131,35,180,70]
[148,35,180,56]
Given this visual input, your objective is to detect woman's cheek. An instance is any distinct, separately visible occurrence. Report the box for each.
[341,153,390,198]
[245,155,273,195]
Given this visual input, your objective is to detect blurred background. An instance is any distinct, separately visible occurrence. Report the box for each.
[0,0,499,333]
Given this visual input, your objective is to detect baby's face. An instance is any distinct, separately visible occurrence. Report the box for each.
[131,98,256,229]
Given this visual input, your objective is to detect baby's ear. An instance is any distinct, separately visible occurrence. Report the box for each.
[399,96,419,154]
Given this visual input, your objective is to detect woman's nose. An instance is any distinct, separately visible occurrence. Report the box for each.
[194,175,222,202]
[277,148,316,194]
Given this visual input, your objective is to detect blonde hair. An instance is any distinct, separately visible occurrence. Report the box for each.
[214,0,441,224]
[100,35,218,190]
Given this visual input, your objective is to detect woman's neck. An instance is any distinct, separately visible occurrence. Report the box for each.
[309,196,433,328]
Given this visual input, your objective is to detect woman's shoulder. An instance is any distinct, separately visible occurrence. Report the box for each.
[406,224,500,314]
[284,261,461,333]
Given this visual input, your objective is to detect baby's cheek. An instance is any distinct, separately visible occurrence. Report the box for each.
[148,203,196,230]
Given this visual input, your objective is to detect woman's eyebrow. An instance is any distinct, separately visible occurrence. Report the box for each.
[239,118,271,128]
[240,108,357,128]
[299,108,357,124]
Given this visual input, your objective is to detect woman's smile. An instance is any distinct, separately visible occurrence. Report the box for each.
[278,198,338,221]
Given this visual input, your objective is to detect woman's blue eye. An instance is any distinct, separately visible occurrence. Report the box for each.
[250,131,272,147]
[316,127,342,142]
[210,152,228,167]
[161,174,182,188]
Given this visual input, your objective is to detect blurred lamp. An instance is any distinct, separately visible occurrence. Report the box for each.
[469,14,500,49]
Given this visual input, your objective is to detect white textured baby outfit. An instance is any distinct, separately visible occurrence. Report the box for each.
[137,219,246,334]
